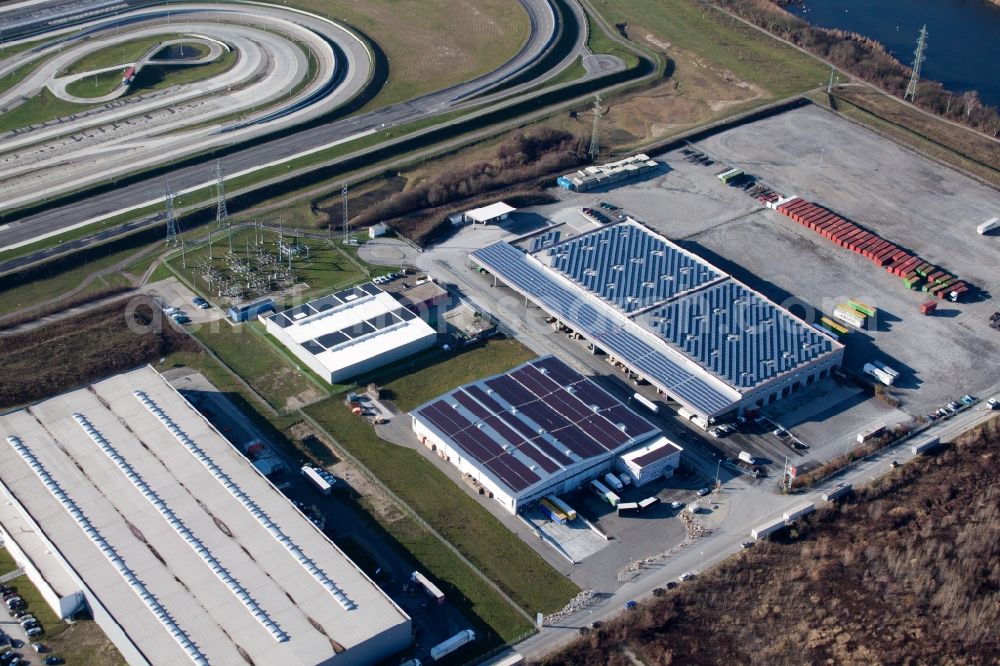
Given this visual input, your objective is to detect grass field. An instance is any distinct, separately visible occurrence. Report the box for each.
[192,322,324,412]
[284,0,530,108]
[61,34,184,75]
[64,46,234,99]
[0,88,88,133]
[0,547,15,572]
[378,337,537,412]
[304,398,579,616]
[591,0,828,98]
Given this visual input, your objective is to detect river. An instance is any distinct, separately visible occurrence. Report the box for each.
[786,0,1000,108]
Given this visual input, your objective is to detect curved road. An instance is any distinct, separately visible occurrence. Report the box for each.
[0,0,603,254]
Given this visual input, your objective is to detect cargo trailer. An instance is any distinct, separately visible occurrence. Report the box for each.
[822,484,852,502]
[539,498,568,524]
[783,502,815,523]
[863,362,894,385]
[604,472,625,492]
[638,497,659,510]
[632,392,659,414]
[857,423,887,444]
[431,630,475,661]
[412,571,446,605]
[301,465,333,495]
[547,495,577,521]
[751,517,787,540]
[910,436,941,455]
[976,217,999,234]
[617,501,641,516]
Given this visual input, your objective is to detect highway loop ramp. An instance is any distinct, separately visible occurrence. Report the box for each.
[0,1,372,208]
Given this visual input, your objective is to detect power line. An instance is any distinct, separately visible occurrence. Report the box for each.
[164,185,178,245]
[588,94,602,161]
[341,182,349,244]
[215,160,228,227]
[905,24,928,102]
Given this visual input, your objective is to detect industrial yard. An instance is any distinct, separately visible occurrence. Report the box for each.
[520,105,1000,420]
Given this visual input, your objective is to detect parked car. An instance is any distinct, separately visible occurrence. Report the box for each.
[670,501,684,509]
[741,540,754,549]
[45,658,64,666]
[25,628,42,639]
[696,487,710,497]
[960,395,974,406]
[623,600,638,610]
[678,572,693,581]
[30,644,42,653]
[163,306,179,315]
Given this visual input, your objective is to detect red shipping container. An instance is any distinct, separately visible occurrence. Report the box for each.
[800,210,825,226]
[808,212,834,228]
[867,240,891,257]
[858,237,882,254]
[919,300,937,315]
[815,216,842,232]
[848,232,874,250]
[777,198,803,212]
[840,229,866,247]
[898,257,922,276]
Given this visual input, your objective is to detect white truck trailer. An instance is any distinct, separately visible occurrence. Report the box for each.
[783,502,816,523]
[863,363,895,386]
[431,630,475,661]
[976,217,999,235]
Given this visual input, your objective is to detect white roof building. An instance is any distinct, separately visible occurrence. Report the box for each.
[0,366,410,666]
[464,202,516,225]
[265,283,437,384]
[617,436,683,486]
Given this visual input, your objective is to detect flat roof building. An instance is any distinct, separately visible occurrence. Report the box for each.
[0,366,410,666]
[617,437,683,486]
[265,282,437,384]
[464,202,516,225]
[471,219,844,423]
[411,356,667,513]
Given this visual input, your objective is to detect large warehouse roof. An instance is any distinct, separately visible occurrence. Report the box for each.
[472,241,739,416]
[412,356,658,496]
[545,222,722,313]
[472,220,842,417]
[0,367,409,666]
[267,285,436,381]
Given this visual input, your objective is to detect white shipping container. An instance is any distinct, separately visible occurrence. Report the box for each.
[910,436,941,456]
[822,484,852,502]
[632,392,659,414]
[751,517,786,540]
[431,630,475,661]
[976,217,999,235]
[301,465,332,495]
[833,306,866,329]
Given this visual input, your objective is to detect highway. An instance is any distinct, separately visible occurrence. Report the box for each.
[0,0,610,252]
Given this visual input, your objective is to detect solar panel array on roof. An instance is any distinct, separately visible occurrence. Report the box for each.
[269,283,383,329]
[413,357,658,494]
[530,230,562,253]
[544,222,721,313]
[635,281,833,388]
[472,241,737,416]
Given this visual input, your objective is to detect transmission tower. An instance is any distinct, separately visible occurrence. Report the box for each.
[341,183,349,244]
[904,24,928,101]
[214,160,228,227]
[164,185,178,245]
[588,94,602,161]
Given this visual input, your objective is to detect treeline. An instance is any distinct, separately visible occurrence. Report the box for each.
[0,295,198,409]
[716,0,1000,136]
[353,128,587,239]
[538,416,1000,666]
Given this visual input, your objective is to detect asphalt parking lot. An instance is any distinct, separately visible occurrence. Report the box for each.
[521,104,1000,418]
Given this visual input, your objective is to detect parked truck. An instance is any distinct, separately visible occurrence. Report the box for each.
[411,571,446,605]
[976,216,999,235]
[783,502,815,523]
[872,360,899,382]
[547,495,577,521]
[632,392,659,414]
[539,498,568,524]
[604,472,624,492]
[301,465,332,496]
[857,423,886,444]
[738,451,757,465]
[430,630,475,661]
[863,362,895,386]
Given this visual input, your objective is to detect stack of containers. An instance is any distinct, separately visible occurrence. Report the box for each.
[774,197,970,301]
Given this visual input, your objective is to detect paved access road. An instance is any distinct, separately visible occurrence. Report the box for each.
[0,0,627,255]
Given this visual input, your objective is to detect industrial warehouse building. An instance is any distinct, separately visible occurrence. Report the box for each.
[472,219,844,424]
[265,282,437,384]
[410,356,681,513]
[617,438,682,486]
[0,367,410,666]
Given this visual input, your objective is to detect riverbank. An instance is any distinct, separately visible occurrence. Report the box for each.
[713,0,1000,137]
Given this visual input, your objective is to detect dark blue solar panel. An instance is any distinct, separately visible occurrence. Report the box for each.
[515,442,561,474]
[302,340,325,355]
[548,424,606,458]
[513,365,562,395]
[530,357,580,386]
[360,282,382,295]
[543,222,721,313]
[464,385,505,413]
[568,381,618,410]
[472,241,736,415]
[528,435,574,466]
[605,405,656,438]
[344,321,376,338]
[454,390,491,420]
[634,280,833,388]
[396,307,417,322]
[486,375,535,408]
[285,304,314,321]
[316,331,349,348]
[309,295,342,311]
[334,286,367,302]
[271,313,293,328]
